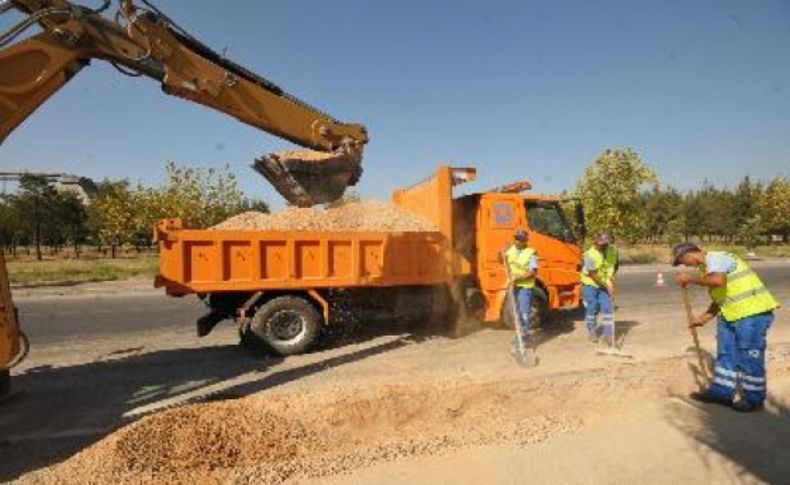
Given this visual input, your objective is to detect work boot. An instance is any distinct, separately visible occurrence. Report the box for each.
[689,391,733,407]
[732,400,764,413]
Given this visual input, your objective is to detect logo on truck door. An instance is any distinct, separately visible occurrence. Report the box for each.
[492,202,513,227]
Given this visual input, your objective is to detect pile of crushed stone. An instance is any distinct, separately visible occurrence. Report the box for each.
[25,356,749,485]
[211,200,436,232]
[31,377,589,484]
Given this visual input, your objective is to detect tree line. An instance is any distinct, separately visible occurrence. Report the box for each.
[1,153,787,259]
[0,162,268,260]
[573,148,789,246]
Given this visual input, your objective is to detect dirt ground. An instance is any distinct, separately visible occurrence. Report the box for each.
[4,269,790,484]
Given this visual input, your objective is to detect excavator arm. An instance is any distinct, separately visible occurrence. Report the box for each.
[0,0,369,206]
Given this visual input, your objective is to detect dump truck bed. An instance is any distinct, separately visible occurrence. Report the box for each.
[155,219,448,296]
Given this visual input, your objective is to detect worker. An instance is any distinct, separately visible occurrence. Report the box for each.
[580,233,617,345]
[505,229,539,343]
[673,243,779,412]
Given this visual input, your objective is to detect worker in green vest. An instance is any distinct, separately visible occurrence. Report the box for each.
[580,233,618,345]
[505,229,539,344]
[673,243,779,413]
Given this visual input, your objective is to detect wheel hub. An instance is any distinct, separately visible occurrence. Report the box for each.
[268,309,305,341]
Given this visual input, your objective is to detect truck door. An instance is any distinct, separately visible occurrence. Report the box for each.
[523,200,582,309]
[476,196,526,321]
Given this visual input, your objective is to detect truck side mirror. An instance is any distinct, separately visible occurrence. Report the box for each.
[575,201,587,240]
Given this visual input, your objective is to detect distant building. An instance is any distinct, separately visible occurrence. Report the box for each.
[0,171,98,205]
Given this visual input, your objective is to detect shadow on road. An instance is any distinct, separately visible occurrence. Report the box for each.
[666,393,790,483]
[0,332,423,481]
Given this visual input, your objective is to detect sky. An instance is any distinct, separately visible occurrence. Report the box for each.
[1,0,788,208]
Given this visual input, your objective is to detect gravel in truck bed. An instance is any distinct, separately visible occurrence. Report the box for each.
[211,200,436,232]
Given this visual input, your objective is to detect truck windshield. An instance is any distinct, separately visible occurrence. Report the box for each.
[526,201,576,243]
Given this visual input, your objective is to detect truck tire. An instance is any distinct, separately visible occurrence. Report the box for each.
[502,287,549,330]
[249,296,321,356]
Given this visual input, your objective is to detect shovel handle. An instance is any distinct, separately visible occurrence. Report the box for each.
[682,287,707,378]
[501,251,528,350]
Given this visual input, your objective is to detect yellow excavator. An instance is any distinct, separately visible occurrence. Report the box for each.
[0,0,369,397]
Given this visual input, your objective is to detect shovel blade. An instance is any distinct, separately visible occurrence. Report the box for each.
[252,149,362,207]
[513,343,539,367]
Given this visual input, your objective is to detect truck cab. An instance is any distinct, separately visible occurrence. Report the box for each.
[394,166,584,329]
[456,192,582,326]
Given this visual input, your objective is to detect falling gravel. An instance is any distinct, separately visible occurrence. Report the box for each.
[211,201,436,232]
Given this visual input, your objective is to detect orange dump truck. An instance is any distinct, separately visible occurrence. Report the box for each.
[155,166,585,355]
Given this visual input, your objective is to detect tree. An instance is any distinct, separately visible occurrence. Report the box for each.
[88,181,136,258]
[760,177,790,242]
[732,176,763,236]
[50,192,88,255]
[238,197,270,213]
[9,175,60,260]
[574,148,658,243]
[641,186,683,243]
[153,162,247,228]
[738,214,763,250]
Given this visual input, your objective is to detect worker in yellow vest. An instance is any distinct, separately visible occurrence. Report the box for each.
[674,243,779,413]
[580,233,618,345]
[505,229,539,343]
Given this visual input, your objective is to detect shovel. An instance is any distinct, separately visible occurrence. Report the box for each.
[681,287,709,386]
[501,252,538,367]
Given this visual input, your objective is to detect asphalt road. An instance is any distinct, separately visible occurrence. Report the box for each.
[14,262,789,348]
[17,294,206,345]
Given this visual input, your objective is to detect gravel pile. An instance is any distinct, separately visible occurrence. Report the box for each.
[36,353,782,484]
[30,379,584,484]
[211,200,436,232]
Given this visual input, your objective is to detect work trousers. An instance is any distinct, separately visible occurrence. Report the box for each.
[514,287,533,335]
[582,284,613,342]
[708,312,774,405]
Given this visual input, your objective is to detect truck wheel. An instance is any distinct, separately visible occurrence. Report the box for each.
[502,287,549,330]
[249,296,321,356]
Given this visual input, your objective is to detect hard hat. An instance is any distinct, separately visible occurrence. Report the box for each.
[594,233,612,245]
[671,243,700,266]
[514,229,529,241]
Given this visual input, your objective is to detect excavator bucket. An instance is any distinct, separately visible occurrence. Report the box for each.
[252,149,362,207]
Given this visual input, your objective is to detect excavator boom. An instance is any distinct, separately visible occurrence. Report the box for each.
[0,0,368,206]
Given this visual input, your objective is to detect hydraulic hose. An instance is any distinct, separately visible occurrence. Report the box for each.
[4,331,29,370]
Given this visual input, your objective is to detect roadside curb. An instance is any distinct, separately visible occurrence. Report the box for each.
[10,279,160,300]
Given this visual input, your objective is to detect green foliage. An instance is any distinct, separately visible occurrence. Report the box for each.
[574,148,658,243]
[577,152,784,249]
[759,177,790,242]
[738,214,763,250]
[1,175,89,260]
[2,163,268,259]
[88,181,136,258]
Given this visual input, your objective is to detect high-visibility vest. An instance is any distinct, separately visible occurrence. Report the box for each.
[700,252,778,322]
[580,247,611,288]
[505,245,537,289]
